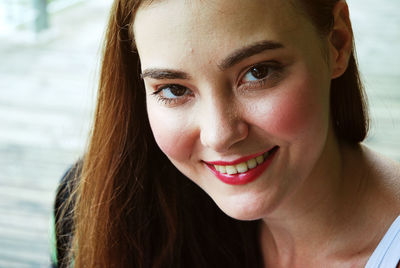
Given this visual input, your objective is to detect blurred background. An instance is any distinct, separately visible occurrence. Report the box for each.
[0,0,110,266]
[0,0,399,266]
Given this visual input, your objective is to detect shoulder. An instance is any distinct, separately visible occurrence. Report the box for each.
[360,145,400,233]
[54,161,81,228]
[53,161,82,267]
[341,144,400,266]
[360,145,400,268]
[366,215,400,268]
[361,144,400,200]
[56,161,82,201]
[342,143,400,199]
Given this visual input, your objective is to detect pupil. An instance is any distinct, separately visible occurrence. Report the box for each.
[251,65,269,79]
[171,86,186,96]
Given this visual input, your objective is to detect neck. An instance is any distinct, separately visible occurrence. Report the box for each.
[260,134,374,267]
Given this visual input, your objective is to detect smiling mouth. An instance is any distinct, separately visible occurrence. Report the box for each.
[204,146,279,185]
[213,147,276,175]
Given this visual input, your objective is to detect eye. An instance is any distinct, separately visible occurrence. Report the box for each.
[242,64,271,82]
[152,84,193,105]
[239,62,284,90]
[157,84,189,98]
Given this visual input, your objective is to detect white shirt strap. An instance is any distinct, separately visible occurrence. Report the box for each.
[365,216,400,268]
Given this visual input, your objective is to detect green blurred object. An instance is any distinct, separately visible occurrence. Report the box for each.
[34,0,49,32]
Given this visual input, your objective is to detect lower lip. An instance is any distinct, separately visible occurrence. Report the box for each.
[206,147,278,185]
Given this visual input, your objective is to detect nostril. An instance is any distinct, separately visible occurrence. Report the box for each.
[199,118,249,152]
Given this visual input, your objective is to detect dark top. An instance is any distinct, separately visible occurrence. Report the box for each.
[52,162,80,267]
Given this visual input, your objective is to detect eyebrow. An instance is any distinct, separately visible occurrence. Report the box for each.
[218,40,284,70]
[141,69,191,80]
[140,40,284,80]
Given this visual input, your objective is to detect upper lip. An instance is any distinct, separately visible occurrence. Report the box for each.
[203,147,275,166]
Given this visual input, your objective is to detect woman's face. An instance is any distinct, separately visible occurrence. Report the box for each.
[134,0,336,220]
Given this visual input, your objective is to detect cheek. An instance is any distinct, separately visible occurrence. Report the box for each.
[147,105,195,162]
[250,76,329,140]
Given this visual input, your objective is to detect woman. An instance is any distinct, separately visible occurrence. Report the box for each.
[53,0,400,267]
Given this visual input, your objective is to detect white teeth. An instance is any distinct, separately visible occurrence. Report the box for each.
[256,155,264,164]
[226,165,237,175]
[214,156,265,174]
[219,165,226,173]
[247,158,257,169]
[213,151,272,175]
[236,162,248,173]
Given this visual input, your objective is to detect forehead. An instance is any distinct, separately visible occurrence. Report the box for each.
[133,0,311,68]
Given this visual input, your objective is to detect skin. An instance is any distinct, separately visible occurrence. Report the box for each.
[134,0,400,266]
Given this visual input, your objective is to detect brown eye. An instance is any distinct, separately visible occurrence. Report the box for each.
[242,64,271,82]
[250,65,270,80]
[154,84,190,99]
[168,85,188,97]
[152,84,193,105]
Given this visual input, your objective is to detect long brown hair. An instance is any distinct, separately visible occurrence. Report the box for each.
[69,0,368,267]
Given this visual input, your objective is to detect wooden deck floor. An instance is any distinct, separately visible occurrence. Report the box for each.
[0,0,398,266]
[0,0,110,266]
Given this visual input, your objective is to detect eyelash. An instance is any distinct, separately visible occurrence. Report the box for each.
[238,61,284,91]
[151,61,284,105]
[152,84,192,105]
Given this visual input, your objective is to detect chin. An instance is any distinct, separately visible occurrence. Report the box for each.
[221,206,266,221]
[214,193,273,221]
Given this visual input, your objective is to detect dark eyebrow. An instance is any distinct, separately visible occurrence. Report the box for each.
[141,68,191,80]
[218,40,284,70]
[141,40,283,80]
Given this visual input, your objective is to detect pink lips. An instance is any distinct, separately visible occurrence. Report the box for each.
[204,146,279,185]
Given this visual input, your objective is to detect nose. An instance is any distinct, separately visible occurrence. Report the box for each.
[199,96,248,152]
